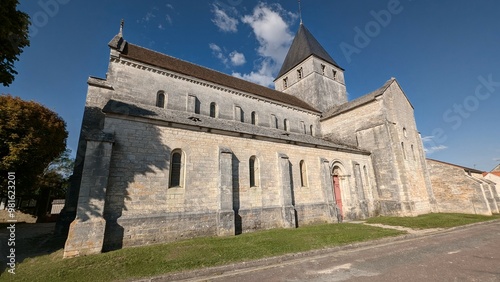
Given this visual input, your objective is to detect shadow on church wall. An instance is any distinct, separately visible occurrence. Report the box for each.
[288,160,298,228]
[232,154,242,235]
[99,100,171,251]
[57,100,172,254]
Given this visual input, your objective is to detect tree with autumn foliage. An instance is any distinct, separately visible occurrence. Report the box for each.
[0,95,68,197]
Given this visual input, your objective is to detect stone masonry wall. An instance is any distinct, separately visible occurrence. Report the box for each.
[383,82,435,214]
[320,81,434,216]
[100,114,376,248]
[277,56,347,112]
[427,159,492,215]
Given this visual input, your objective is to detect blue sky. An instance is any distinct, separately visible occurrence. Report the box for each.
[2,0,499,171]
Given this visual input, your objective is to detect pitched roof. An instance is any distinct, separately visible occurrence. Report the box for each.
[276,24,342,79]
[321,78,394,120]
[427,158,485,174]
[109,35,319,113]
[492,164,500,172]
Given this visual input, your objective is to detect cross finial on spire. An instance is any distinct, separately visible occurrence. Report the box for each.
[298,0,303,24]
[119,19,124,36]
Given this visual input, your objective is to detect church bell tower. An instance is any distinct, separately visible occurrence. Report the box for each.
[274,24,347,112]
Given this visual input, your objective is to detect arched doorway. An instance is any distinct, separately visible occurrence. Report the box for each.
[332,165,343,222]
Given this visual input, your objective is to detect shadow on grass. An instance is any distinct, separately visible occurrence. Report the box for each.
[0,223,66,275]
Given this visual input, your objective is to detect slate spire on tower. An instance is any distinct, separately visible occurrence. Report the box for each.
[276,24,343,80]
[274,24,347,112]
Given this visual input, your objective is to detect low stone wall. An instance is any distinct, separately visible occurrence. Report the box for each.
[237,207,287,233]
[0,210,37,223]
[294,203,334,226]
[103,211,219,251]
[427,160,492,215]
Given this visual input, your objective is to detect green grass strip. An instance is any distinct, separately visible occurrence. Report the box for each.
[365,213,500,229]
[3,223,402,282]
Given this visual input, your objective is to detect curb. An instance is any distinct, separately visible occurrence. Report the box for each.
[133,219,500,282]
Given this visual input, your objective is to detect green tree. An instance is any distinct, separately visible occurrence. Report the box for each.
[0,95,68,196]
[0,0,30,86]
[38,149,74,198]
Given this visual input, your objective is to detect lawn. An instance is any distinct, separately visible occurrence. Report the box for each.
[365,213,500,229]
[2,223,403,282]
[3,213,498,281]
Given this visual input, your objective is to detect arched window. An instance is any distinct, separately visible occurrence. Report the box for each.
[401,142,406,160]
[300,160,308,187]
[156,91,165,108]
[411,144,416,160]
[284,119,289,131]
[169,150,185,188]
[403,127,407,138]
[300,121,306,134]
[249,156,259,187]
[235,106,244,122]
[251,111,257,125]
[310,125,314,136]
[210,102,218,118]
[271,114,278,129]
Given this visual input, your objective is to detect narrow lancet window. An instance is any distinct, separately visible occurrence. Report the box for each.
[156,91,165,108]
[210,102,218,118]
[300,160,308,187]
[249,156,259,187]
[251,111,257,125]
[169,150,185,188]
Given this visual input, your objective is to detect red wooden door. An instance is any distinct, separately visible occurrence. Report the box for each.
[333,175,343,215]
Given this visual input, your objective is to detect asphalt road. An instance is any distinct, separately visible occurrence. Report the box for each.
[179,221,500,282]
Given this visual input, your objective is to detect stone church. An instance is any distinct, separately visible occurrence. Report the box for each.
[61,23,499,258]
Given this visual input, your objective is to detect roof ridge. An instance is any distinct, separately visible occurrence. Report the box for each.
[127,43,238,81]
[321,78,395,119]
[427,158,485,173]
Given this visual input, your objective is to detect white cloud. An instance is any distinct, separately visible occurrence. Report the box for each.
[210,44,246,67]
[144,12,155,22]
[209,43,222,52]
[212,4,238,33]
[237,3,297,87]
[424,145,448,154]
[421,135,448,154]
[229,51,246,66]
[209,43,228,65]
[421,136,434,143]
[139,6,174,29]
[233,59,275,86]
[165,15,173,25]
[242,3,295,62]
[232,71,274,88]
